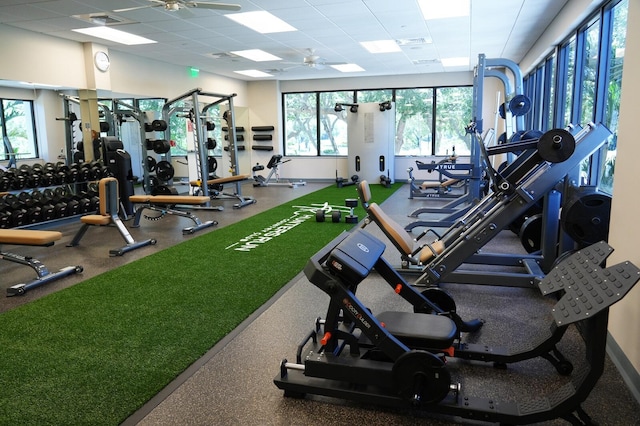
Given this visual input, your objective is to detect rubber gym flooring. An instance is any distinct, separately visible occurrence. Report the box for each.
[2,182,639,425]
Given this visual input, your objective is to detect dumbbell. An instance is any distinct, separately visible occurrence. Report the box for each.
[316,209,341,223]
[0,210,10,228]
[344,198,358,224]
[17,191,43,224]
[2,193,27,227]
[379,174,392,188]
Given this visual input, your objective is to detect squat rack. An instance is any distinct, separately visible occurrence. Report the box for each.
[162,88,243,200]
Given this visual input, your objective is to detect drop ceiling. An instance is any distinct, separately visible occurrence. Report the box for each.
[0,0,570,82]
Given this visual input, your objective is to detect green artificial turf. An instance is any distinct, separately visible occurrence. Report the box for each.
[0,182,401,425]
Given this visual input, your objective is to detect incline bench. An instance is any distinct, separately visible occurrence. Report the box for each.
[1,229,82,296]
[129,194,217,234]
[190,174,256,209]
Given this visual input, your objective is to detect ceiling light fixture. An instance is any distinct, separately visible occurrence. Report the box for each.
[226,11,297,34]
[230,49,282,62]
[234,69,273,78]
[360,40,402,54]
[331,64,365,73]
[418,0,470,20]
[72,26,156,45]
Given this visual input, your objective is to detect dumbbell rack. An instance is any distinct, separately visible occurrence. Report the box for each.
[0,161,110,229]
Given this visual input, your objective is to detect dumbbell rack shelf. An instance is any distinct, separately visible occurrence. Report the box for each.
[0,161,110,230]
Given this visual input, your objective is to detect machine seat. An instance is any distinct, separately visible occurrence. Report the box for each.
[377,311,456,350]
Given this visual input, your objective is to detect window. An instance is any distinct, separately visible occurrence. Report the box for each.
[529,0,627,193]
[435,87,473,155]
[579,19,601,125]
[283,86,472,156]
[284,92,318,156]
[598,0,627,193]
[1,99,38,161]
[543,55,556,131]
[319,91,352,155]
[559,37,577,127]
[395,88,433,155]
[356,89,392,103]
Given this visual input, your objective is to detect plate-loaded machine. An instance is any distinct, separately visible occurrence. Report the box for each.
[274,228,639,424]
[370,123,611,287]
[406,139,486,229]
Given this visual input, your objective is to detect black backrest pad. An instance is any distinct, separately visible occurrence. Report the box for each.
[327,229,386,286]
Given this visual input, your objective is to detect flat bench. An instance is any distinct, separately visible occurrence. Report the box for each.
[0,229,82,296]
[189,174,256,209]
[129,195,217,234]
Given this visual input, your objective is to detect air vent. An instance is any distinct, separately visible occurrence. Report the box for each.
[72,13,135,26]
[412,59,440,65]
[209,52,238,59]
[396,37,432,46]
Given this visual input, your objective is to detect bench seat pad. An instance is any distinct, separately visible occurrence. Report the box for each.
[190,174,251,187]
[0,229,62,246]
[130,195,210,205]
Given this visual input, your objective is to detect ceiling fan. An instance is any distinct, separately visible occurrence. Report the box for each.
[114,0,241,13]
[279,49,344,71]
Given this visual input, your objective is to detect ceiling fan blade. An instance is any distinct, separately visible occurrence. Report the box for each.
[186,1,241,10]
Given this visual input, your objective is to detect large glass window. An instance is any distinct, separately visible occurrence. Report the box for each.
[435,87,473,155]
[394,88,433,155]
[599,0,627,193]
[579,19,601,125]
[284,92,318,156]
[1,99,38,161]
[561,38,577,127]
[283,86,471,156]
[319,91,351,155]
[543,55,556,131]
[356,89,393,103]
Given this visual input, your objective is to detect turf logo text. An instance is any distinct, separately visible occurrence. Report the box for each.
[225,212,313,252]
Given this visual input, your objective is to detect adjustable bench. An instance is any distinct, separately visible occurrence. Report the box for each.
[189,174,256,209]
[68,177,156,256]
[129,195,217,234]
[1,229,82,296]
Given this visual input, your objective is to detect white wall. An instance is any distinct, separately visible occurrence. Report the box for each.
[605,0,640,391]
[0,25,87,89]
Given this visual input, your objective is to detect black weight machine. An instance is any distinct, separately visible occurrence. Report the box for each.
[361,123,612,288]
[252,154,306,188]
[274,228,639,425]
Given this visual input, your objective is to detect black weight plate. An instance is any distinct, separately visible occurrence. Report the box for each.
[560,189,611,247]
[537,129,575,163]
[155,161,175,181]
[519,213,543,253]
[392,350,451,404]
[508,94,531,117]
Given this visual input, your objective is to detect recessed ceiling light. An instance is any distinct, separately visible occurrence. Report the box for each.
[234,69,273,78]
[226,11,297,34]
[331,64,365,73]
[230,49,282,62]
[441,57,469,67]
[360,40,401,54]
[72,26,156,45]
[418,0,470,20]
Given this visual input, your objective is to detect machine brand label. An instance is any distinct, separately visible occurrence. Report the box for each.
[342,298,371,329]
[356,242,369,253]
